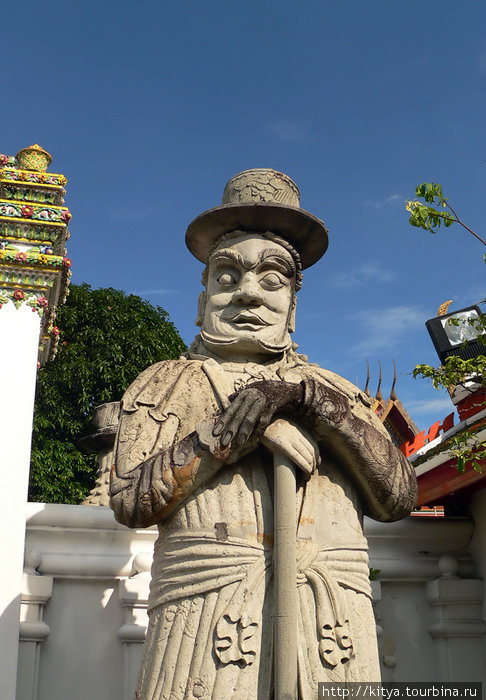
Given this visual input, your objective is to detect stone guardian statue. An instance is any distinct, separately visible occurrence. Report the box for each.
[110,169,417,699]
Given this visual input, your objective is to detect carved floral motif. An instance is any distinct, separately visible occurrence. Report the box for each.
[0,289,51,316]
[0,200,71,224]
[0,246,71,270]
[1,168,67,186]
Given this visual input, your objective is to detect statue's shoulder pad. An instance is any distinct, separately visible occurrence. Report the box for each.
[121,357,205,412]
[305,367,384,423]
[302,365,361,400]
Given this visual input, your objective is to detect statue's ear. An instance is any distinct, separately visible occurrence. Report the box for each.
[288,297,296,334]
[195,291,207,327]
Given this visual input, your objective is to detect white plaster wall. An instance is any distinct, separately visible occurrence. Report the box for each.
[0,303,40,700]
[375,581,439,681]
[467,489,486,672]
[18,504,485,700]
[469,490,486,584]
[38,579,125,700]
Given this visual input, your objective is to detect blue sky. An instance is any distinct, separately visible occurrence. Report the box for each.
[3,0,485,432]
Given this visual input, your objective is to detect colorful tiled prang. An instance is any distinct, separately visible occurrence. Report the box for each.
[0,145,71,364]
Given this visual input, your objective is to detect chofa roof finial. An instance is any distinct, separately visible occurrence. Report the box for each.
[390,359,398,401]
[364,360,371,397]
[375,361,384,402]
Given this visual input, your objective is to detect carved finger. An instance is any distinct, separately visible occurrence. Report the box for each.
[233,397,267,446]
[255,407,277,437]
[264,439,313,475]
[292,438,316,472]
[221,394,264,448]
[287,448,314,475]
[274,436,313,474]
[213,392,250,437]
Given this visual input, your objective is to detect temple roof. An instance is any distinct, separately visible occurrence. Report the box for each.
[364,360,419,448]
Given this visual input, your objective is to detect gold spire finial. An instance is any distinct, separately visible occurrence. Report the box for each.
[437,299,453,317]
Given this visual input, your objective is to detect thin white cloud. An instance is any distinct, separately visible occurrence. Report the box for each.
[364,200,382,210]
[428,286,486,316]
[134,288,180,296]
[269,120,307,143]
[350,305,425,356]
[412,55,430,68]
[330,262,394,290]
[405,397,455,415]
[454,286,486,310]
[364,193,402,210]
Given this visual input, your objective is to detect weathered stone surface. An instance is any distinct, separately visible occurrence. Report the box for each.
[110,169,417,699]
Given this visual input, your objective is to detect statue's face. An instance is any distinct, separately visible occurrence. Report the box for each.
[200,234,295,361]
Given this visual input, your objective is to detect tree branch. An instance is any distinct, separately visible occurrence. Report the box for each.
[445,203,486,247]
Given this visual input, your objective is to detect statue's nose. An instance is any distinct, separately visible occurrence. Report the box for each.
[232,274,262,306]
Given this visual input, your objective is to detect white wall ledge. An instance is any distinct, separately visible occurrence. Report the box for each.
[24,503,476,582]
[17,502,485,697]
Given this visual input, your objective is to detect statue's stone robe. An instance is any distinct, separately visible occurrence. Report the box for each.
[110,352,417,699]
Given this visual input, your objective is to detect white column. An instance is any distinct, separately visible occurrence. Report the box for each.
[16,548,53,700]
[426,555,486,683]
[468,490,486,670]
[0,301,40,700]
[118,552,152,700]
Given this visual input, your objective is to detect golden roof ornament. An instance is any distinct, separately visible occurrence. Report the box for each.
[16,144,52,172]
[437,299,453,317]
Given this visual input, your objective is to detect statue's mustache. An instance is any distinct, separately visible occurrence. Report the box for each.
[226,310,269,326]
[200,329,291,354]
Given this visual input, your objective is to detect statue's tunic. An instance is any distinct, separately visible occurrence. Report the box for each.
[111,352,417,700]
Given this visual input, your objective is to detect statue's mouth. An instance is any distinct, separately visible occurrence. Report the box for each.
[229,311,269,327]
[229,310,269,326]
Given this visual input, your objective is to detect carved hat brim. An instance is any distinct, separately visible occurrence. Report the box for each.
[185,202,329,269]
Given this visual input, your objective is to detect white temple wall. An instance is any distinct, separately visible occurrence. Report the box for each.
[16,503,485,700]
[469,490,486,594]
[0,303,40,700]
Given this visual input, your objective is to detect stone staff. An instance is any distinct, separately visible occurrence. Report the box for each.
[273,452,298,700]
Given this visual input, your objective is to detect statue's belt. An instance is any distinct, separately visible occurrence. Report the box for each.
[149,532,371,669]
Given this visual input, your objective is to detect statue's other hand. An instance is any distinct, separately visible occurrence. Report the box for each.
[261,419,320,475]
[212,380,304,450]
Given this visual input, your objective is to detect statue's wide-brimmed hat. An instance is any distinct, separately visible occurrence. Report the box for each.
[185,168,328,269]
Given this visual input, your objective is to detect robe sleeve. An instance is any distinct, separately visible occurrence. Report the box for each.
[109,359,225,528]
[299,368,417,522]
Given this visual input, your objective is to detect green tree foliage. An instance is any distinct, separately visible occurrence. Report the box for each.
[406,182,486,248]
[30,283,187,504]
[405,183,486,472]
[405,181,486,391]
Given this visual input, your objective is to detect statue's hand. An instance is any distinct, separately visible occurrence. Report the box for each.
[261,418,320,475]
[212,380,304,449]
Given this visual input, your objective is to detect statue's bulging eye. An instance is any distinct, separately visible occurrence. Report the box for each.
[260,272,284,289]
[217,272,236,286]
